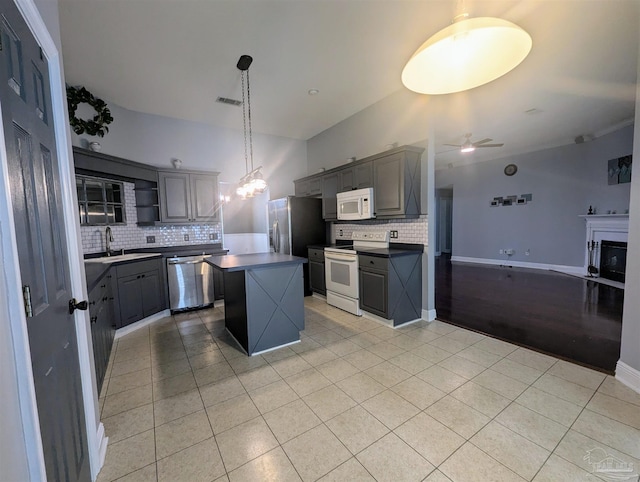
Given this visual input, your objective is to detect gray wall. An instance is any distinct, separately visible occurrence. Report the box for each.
[71,102,308,200]
[435,126,633,267]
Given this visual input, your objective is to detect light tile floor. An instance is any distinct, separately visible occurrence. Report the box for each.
[97,297,640,482]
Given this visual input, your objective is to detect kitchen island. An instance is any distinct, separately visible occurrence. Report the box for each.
[205,253,307,355]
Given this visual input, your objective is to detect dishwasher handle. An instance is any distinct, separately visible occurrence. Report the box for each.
[168,259,204,265]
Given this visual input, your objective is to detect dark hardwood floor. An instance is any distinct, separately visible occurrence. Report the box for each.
[435,255,624,373]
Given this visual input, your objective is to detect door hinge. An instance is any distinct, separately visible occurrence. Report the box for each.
[22,285,33,318]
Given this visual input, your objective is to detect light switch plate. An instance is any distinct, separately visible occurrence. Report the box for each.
[184,234,189,241]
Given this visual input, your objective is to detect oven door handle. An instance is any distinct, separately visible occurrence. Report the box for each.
[325,253,358,262]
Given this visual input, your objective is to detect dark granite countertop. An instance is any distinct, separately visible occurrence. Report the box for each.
[205,253,307,272]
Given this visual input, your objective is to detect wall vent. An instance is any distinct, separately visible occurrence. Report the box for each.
[216,96,242,106]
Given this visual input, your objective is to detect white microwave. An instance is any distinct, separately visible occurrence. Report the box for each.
[337,188,375,220]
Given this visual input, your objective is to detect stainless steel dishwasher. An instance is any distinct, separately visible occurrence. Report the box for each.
[167,255,214,311]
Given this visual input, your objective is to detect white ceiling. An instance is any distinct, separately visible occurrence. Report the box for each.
[58,0,638,168]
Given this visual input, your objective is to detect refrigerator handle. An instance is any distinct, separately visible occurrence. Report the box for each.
[273,219,280,253]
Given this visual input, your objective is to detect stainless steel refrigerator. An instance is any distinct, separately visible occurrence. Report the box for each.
[268,196,327,296]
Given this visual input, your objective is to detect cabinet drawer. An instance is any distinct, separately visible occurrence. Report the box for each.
[358,255,388,272]
[308,248,325,261]
[116,258,161,278]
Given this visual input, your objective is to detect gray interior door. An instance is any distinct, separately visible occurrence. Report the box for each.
[0,3,90,481]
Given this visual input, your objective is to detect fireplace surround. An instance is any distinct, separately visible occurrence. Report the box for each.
[580,214,629,284]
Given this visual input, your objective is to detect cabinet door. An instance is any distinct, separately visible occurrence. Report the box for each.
[373,153,404,217]
[339,167,355,192]
[359,269,388,317]
[354,161,373,189]
[190,174,219,222]
[309,177,322,196]
[213,267,225,300]
[309,259,326,295]
[140,270,163,317]
[322,172,339,220]
[158,171,191,222]
[294,179,310,197]
[117,275,144,326]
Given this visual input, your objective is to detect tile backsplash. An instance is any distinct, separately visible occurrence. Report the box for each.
[332,215,428,245]
[80,182,222,254]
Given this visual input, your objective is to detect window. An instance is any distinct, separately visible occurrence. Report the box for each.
[76,175,126,225]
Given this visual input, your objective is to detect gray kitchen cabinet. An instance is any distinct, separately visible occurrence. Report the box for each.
[373,149,421,218]
[294,176,322,197]
[322,172,339,220]
[358,252,422,326]
[213,267,225,300]
[158,170,220,223]
[294,146,422,220]
[339,161,373,192]
[114,258,165,327]
[73,147,162,225]
[88,269,115,394]
[308,247,326,295]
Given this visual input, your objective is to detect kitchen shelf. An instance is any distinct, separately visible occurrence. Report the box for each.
[134,179,160,225]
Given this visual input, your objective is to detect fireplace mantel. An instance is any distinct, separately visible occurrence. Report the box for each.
[579,214,629,277]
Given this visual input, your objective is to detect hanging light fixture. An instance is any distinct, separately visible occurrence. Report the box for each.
[236,54,267,198]
[401,13,532,95]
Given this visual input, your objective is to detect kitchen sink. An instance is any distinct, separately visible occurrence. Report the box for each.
[84,252,162,264]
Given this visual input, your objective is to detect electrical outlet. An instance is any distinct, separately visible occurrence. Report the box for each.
[339,229,343,236]
[146,236,156,244]
[209,233,218,241]
[184,234,189,241]
[525,249,530,256]
[506,249,514,255]
[499,249,504,254]
[390,230,399,239]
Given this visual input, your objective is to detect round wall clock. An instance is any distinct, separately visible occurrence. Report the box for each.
[504,164,518,176]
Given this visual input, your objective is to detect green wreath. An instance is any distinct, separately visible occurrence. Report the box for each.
[66,85,113,137]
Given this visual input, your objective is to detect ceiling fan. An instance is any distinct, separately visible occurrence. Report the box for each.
[444,133,504,153]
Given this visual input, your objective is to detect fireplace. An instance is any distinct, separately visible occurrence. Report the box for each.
[599,240,627,283]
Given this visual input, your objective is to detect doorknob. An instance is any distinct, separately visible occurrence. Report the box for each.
[68,298,88,314]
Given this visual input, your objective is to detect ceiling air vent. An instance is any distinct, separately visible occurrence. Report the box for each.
[216,96,242,106]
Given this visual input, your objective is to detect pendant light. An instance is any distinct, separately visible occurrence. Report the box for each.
[236,54,267,198]
[401,13,532,95]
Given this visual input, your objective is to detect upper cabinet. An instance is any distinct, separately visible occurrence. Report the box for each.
[293,146,423,220]
[73,147,221,226]
[294,176,322,197]
[373,149,421,218]
[339,161,373,193]
[158,170,220,224]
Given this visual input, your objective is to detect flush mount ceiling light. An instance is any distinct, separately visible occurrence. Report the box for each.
[401,14,532,95]
[236,54,267,199]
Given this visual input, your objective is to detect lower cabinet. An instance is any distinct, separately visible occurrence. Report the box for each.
[358,252,422,326]
[308,248,326,295]
[88,269,115,395]
[114,258,166,328]
[213,266,225,300]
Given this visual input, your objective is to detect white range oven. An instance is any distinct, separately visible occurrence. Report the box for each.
[324,231,389,315]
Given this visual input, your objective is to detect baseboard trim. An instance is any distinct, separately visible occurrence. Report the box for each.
[96,423,108,474]
[616,361,640,394]
[115,309,171,339]
[422,309,436,322]
[450,256,585,276]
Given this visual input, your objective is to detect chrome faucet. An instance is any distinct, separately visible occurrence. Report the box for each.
[105,226,114,256]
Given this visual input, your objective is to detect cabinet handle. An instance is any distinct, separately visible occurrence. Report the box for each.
[102,297,108,302]
[100,284,106,288]
[370,260,374,264]
[89,300,96,306]
[141,274,145,278]
[90,316,97,324]
[137,275,141,279]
